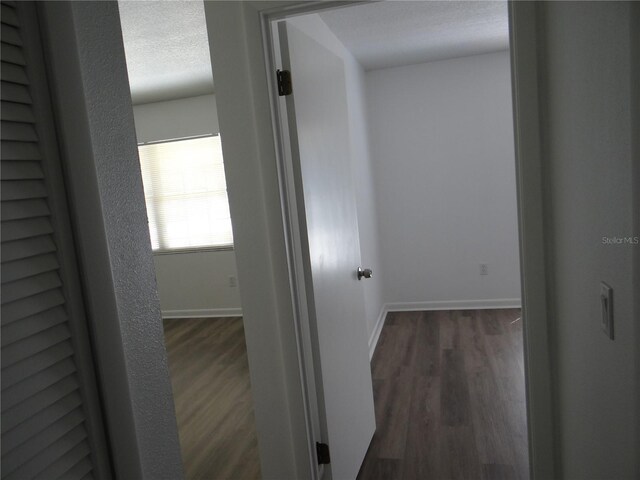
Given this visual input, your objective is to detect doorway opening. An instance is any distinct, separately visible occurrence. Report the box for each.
[117,2,260,478]
[268,2,529,478]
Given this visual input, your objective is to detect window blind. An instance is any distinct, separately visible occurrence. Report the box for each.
[138,135,234,251]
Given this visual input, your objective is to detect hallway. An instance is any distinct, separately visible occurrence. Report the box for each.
[357,309,528,480]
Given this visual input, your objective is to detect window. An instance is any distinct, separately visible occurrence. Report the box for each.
[138,135,233,251]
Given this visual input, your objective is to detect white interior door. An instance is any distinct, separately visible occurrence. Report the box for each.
[278,21,376,480]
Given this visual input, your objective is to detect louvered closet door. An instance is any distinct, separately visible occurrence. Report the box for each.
[1,2,111,479]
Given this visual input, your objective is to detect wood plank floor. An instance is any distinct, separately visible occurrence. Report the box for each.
[163,317,261,480]
[357,309,529,480]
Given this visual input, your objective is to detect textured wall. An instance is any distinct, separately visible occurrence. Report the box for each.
[539,2,638,478]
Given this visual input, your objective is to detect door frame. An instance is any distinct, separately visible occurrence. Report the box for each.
[258,1,556,479]
[202,1,555,478]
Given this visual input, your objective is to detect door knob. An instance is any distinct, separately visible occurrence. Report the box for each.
[357,267,373,280]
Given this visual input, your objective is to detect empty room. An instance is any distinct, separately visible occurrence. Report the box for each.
[267,1,529,478]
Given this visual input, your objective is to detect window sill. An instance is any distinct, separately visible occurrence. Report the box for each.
[152,245,234,256]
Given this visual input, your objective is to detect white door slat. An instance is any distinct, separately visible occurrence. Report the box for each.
[1,42,26,65]
[0,140,41,160]
[1,120,38,142]
[1,3,19,27]
[1,160,45,180]
[1,179,48,202]
[2,322,71,369]
[1,61,28,85]
[1,100,35,123]
[1,235,56,264]
[1,26,22,46]
[1,410,85,478]
[1,271,61,305]
[2,357,77,409]
[32,434,91,480]
[2,391,83,458]
[1,288,65,325]
[1,252,59,284]
[1,341,74,390]
[1,216,53,242]
[1,198,50,221]
[59,456,94,480]
[0,81,31,104]
[2,374,78,433]
[2,302,67,346]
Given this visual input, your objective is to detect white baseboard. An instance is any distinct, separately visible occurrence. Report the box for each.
[385,299,522,312]
[161,307,243,319]
[368,305,388,360]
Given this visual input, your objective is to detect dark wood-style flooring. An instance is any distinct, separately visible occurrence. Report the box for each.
[357,309,529,480]
[163,317,261,480]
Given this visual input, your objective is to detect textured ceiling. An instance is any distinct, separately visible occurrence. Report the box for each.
[118,1,508,103]
[118,0,214,105]
[320,1,509,71]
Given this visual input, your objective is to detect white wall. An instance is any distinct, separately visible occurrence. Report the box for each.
[539,2,638,478]
[366,51,521,308]
[152,250,241,317]
[132,94,241,316]
[287,15,385,342]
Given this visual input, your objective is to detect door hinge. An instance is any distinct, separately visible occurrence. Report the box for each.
[277,69,292,96]
[316,442,330,465]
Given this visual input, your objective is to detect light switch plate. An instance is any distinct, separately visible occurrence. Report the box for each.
[600,282,614,340]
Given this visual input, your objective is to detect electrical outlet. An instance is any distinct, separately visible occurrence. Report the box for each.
[480,263,488,276]
[228,276,237,288]
[600,282,613,339]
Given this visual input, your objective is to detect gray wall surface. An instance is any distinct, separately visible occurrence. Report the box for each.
[632,4,640,475]
[538,2,638,478]
[366,51,521,307]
